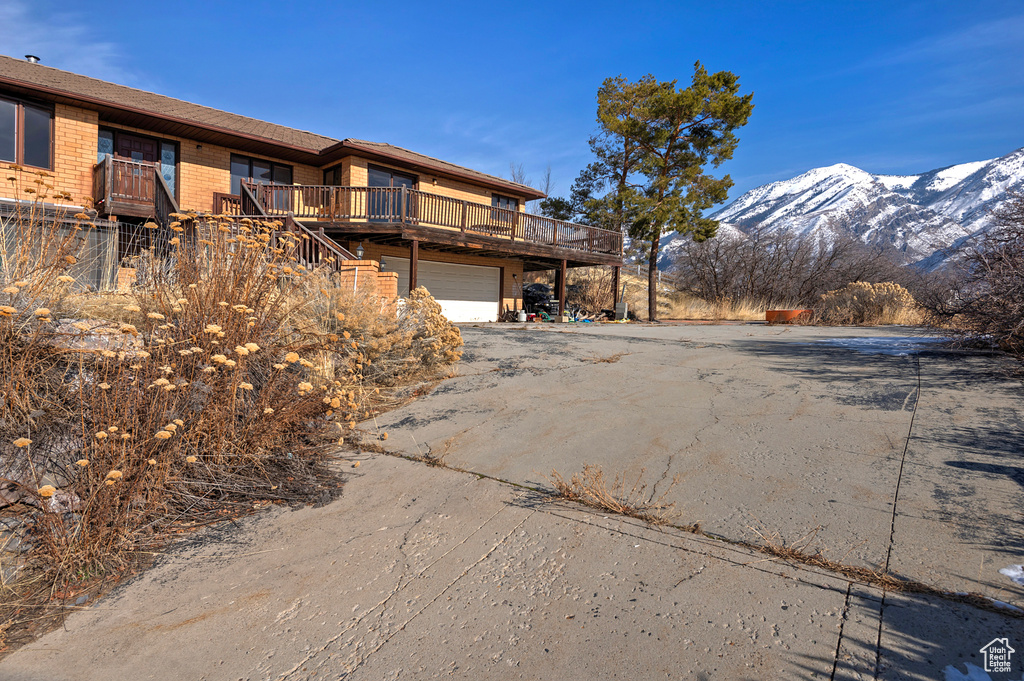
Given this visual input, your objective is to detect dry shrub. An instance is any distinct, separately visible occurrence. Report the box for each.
[299,283,462,387]
[0,165,464,649]
[816,281,922,326]
[546,464,680,525]
[660,292,778,321]
[671,225,913,308]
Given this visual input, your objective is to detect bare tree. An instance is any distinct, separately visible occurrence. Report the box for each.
[670,225,912,308]
[935,195,1024,355]
[509,163,556,213]
[509,162,530,188]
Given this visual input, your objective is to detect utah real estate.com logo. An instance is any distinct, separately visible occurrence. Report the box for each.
[980,638,1016,674]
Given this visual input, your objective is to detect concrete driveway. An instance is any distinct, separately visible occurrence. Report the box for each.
[2,323,1022,680]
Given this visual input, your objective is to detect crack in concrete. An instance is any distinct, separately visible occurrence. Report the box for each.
[338,510,536,679]
[275,502,513,680]
[873,354,923,680]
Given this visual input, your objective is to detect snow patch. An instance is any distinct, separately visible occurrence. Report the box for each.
[813,336,947,356]
[875,174,919,190]
[944,663,1002,681]
[999,564,1024,586]
[927,160,992,192]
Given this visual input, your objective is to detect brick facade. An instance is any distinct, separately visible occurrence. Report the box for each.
[0,103,98,205]
[332,259,398,298]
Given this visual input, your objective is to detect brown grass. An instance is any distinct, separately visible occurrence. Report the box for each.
[543,462,1021,618]
[545,465,682,526]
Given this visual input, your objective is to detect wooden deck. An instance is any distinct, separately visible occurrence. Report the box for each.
[241,182,623,268]
[93,156,178,227]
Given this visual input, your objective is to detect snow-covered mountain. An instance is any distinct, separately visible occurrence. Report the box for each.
[659,147,1024,270]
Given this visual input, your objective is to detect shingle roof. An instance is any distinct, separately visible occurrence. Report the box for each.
[0,54,337,152]
[0,54,545,199]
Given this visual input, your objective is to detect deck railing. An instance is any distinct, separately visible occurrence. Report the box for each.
[238,183,354,273]
[242,182,623,257]
[94,156,158,213]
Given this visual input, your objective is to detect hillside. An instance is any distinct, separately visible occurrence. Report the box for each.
[659,147,1024,270]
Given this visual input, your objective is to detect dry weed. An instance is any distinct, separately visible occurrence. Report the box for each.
[546,465,681,525]
[582,352,628,364]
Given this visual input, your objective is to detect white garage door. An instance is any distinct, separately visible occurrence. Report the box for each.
[388,258,500,323]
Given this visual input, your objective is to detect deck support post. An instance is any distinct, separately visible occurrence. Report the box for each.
[409,239,419,291]
[612,266,621,307]
[557,259,567,317]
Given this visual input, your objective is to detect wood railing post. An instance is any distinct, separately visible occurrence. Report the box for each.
[461,200,467,234]
[400,185,408,224]
[410,239,418,291]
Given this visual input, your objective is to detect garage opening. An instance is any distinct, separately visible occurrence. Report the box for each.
[388,257,500,323]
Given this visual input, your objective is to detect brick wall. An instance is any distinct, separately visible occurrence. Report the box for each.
[333,259,398,299]
[2,101,533,227]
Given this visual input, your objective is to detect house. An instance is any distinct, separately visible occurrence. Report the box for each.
[0,54,623,322]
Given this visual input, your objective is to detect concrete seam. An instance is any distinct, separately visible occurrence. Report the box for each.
[830,581,853,681]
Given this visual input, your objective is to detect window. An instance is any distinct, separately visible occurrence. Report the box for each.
[367,165,416,222]
[231,154,292,194]
[323,165,344,186]
[97,129,114,161]
[0,97,53,169]
[491,194,518,211]
[491,194,518,224]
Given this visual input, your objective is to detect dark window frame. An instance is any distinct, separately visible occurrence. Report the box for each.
[323,164,344,186]
[0,95,54,171]
[367,163,418,189]
[491,193,518,211]
[231,153,293,195]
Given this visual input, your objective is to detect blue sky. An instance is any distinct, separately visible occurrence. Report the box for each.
[2,0,1023,205]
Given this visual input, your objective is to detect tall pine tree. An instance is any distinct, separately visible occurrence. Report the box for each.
[595,64,753,320]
